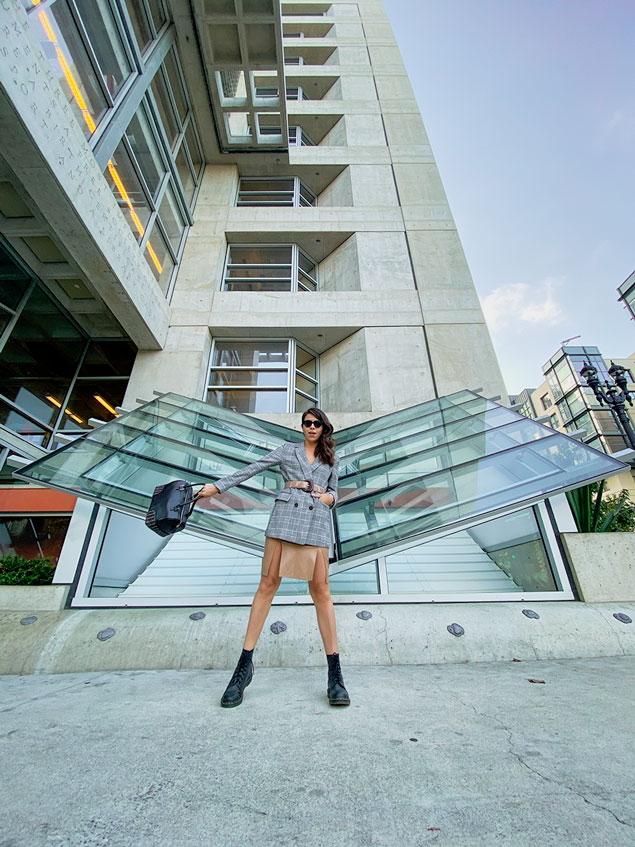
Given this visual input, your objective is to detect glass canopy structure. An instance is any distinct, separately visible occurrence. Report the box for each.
[14,389,626,569]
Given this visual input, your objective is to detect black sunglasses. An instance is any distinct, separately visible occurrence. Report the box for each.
[302,419,323,428]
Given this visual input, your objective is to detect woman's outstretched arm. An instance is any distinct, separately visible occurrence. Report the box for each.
[199,443,287,498]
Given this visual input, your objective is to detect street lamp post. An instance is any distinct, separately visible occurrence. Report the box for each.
[579,361,635,450]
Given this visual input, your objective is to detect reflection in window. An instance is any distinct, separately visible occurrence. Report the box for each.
[105,140,152,241]
[0,244,137,443]
[385,508,558,595]
[78,0,133,99]
[125,105,167,200]
[223,245,317,292]
[0,515,71,565]
[31,0,108,138]
[208,339,318,413]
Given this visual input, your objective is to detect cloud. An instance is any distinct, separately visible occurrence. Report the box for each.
[482,277,565,332]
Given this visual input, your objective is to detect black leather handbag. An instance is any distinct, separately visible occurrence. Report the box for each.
[145,480,201,537]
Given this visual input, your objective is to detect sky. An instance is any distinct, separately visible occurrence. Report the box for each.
[382,0,635,394]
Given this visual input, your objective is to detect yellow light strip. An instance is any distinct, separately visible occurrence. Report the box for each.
[65,410,84,424]
[45,395,84,424]
[94,395,119,417]
[36,2,161,274]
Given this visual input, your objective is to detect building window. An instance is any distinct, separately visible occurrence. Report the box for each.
[236,178,316,207]
[0,515,71,565]
[26,0,204,296]
[540,394,552,411]
[104,99,187,294]
[123,0,168,53]
[223,245,317,292]
[0,243,136,448]
[288,126,316,146]
[29,0,135,139]
[255,85,309,101]
[207,340,318,414]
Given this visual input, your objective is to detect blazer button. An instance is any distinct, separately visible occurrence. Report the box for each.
[294,502,298,507]
[309,505,313,510]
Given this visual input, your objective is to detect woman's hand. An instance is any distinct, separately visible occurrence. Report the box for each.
[197,483,220,499]
[312,492,334,507]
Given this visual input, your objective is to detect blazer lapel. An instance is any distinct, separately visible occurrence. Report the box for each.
[295,442,314,482]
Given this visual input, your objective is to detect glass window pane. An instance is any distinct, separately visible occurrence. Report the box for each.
[210,370,288,388]
[0,286,84,381]
[77,0,133,99]
[0,399,51,447]
[163,49,188,123]
[144,225,175,293]
[105,142,151,240]
[213,341,288,368]
[240,179,294,193]
[151,70,180,148]
[124,0,153,52]
[0,381,72,427]
[385,508,557,595]
[60,381,128,430]
[78,340,137,377]
[0,516,71,565]
[295,392,316,414]
[296,348,316,377]
[298,252,317,276]
[185,120,203,176]
[146,0,167,31]
[175,144,195,203]
[0,250,31,310]
[298,271,316,291]
[33,0,107,138]
[237,192,294,206]
[227,266,291,279]
[0,311,10,337]
[125,104,166,199]
[295,374,317,396]
[224,279,292,292]
[157,183,185,253]
[208,389,287,414]
[228,246,292,265]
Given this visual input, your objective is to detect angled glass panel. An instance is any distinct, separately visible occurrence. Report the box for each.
[13,390,627,561]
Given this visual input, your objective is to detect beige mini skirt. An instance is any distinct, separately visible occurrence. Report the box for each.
[262,536,330,582]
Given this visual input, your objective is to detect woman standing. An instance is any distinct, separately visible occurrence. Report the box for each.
[198,408,349,709]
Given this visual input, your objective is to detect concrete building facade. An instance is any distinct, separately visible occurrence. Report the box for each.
[0,0,623,606]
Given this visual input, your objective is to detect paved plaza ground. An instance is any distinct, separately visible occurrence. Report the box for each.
[1,656,634,846]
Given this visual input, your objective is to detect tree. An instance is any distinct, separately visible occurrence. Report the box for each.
[566,481,635,533]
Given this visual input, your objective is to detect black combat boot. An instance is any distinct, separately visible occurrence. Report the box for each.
[220,648,254,708]
[326,652,350,706]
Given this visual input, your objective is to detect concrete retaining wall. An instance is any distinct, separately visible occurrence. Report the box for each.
[1,600,633,676]
[562,532,635,602]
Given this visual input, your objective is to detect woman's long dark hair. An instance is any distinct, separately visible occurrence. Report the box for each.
[302,407,336,466]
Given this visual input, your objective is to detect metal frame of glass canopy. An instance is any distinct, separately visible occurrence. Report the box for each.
[13,389,627,606]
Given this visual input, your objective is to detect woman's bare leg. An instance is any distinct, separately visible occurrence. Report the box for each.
[242,541,282,650]
[308,552,338,654]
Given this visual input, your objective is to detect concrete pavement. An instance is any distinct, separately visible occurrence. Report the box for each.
[1,656,634,846]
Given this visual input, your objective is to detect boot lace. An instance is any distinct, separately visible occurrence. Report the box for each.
[328,660,345,688]
[229,658,251,687]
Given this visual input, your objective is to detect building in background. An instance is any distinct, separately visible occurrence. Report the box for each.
[0,0,621,606]
[513,345,635,495]
[618,270,635,323]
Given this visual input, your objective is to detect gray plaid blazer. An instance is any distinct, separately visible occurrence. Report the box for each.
[214,441,339,547]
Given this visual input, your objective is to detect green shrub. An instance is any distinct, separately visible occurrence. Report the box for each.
[0,554,55,585]
[566,481,635,533]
